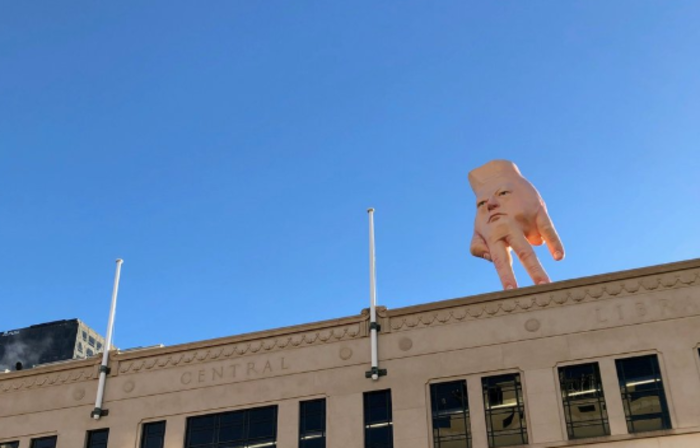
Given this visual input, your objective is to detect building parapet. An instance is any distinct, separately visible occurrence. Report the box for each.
[1,258,698,395]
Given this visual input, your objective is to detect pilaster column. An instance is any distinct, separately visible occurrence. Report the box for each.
[599,358,627,436]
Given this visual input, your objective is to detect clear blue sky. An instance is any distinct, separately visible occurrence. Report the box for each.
[1,2,699,349]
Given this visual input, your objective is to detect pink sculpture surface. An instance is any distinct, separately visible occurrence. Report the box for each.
[469,160,564,290]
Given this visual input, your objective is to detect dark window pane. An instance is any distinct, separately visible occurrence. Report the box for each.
[185,406,277,448]
[482,374,527,448]
[299,399,326,448]
[558,363,610,439]
[86,429,109,448]
[303,413,324,432]
[145,436,162,448]
[366,426,393,447]
[0,443,20,448]
[189,428,216,445]
[431,380,471,448]
[30,436,57,448]
[190,415,217,429]
[220,412,245,426]
[615,355,671,433]
[219,424,245,442]
[141,421,166,448]
[250,407,275,421]
[90,431,108,443]
[364,390,393,448]
[367,406,390,424]
[303,400,324,415]
[146,422,165,436]
[366,393,386,408]
[300,437,325,448]
[249,420,275,439]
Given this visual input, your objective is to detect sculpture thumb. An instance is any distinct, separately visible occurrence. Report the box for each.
[470,232,491,261]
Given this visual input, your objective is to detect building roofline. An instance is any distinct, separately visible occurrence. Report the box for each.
[2,257,698,380]
[388,257,700,317]
[113,257,700,362]
[113,312,369,362]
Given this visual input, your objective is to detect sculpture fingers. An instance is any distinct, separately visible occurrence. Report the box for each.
[470,232,491,261]
[535,209,564,261]
[490,240,517,289]
[525,231,544,246]
[506,231,551,285]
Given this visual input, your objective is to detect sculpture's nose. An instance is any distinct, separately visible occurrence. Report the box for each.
[487,196,499,211]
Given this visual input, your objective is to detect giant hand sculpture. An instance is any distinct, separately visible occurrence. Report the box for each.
[469,160,564,290]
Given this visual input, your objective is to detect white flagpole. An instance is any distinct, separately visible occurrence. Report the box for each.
[92,258,123,419]
[366,208,385,380]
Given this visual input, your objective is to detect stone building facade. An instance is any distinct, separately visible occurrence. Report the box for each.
[1,258,700,448]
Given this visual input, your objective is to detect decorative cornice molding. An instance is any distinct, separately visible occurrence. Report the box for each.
[0,366,97,395]
[116,322,364,375]
[387,268,700,331]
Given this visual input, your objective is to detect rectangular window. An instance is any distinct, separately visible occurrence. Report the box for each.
[482,374,528,447]
[364,390,393,448]
[430,380,471,448]
[558,363,610,439]
[185,405,278,448]
[30,436,57,448]
[141,421,167,448]
[86,429,109,448]
[299,399,326,448]
[615,354,671,433]
[0,442,19,448]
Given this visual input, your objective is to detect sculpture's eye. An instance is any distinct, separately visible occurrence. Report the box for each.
[477,200,487,208]
[498,190,510,197]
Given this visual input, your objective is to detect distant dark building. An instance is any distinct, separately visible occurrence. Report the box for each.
[0,319,104,371]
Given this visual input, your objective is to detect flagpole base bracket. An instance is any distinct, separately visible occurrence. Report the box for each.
[91,407,109,418]
[365,367,388,379]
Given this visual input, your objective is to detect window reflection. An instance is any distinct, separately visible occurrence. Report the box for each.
[430,380,471,448]
[482,374,527,448]
[558,363,609,439]
[615,355,671,433]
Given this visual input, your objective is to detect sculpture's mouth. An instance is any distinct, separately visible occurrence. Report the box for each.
[488,213,506,223]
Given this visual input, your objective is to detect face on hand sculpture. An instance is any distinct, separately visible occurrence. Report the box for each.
[469,160,564,290]
[473,171,540,242]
